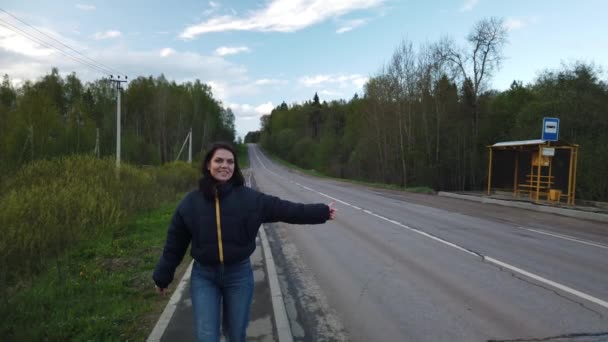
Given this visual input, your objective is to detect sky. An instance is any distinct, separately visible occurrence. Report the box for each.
[0,0,607,138]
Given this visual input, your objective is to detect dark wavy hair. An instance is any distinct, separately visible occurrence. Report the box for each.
[199,142,244,200]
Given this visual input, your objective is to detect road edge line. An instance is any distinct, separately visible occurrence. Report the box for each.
[147,260,194,342]
[260,225,294,342]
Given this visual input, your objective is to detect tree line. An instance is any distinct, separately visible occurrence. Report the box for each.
[248,18,608,201]
[0,69,236,184]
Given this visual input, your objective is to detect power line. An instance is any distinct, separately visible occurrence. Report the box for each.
[0,8,126,78]
[0,19,113,76]
[0,15,114,76]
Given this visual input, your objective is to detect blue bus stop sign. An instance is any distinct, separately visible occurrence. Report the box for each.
[542,117,559,141]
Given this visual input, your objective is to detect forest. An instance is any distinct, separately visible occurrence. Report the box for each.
[0,69,236,182]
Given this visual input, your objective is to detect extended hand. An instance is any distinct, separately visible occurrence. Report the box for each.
[328,202,337,220]
[156,285,169,296]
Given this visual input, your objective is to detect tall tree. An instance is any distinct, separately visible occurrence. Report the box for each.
[435,17,508,187]
[309,92,322,140]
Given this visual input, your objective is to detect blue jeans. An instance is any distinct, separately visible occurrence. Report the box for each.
[190,259,254,342]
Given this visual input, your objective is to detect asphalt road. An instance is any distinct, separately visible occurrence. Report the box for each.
[247,144,608,342]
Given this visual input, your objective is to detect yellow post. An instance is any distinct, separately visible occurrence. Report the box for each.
[567,146,574,205]
[572,146,578,205]
[487,147,493,195]
[513,151,519,197]
[548,155,553,187]
[547,151,553,201]
[528,154,534,200]
[536,147,542,203]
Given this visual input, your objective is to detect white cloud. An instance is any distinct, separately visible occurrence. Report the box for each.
[352,76,368,88]
[0,26,56,57]
[320,89,342,96]
[0,56,46,86]
[459,0,479,12]
[229,103,254,116]
[254,78,287,85]
[113,51,249,99]
[505,18,524,31]
[228,101,273,118]
[76,4,96,11]
[206,80,228,100]
[0,38,248,95]
[206,78,276,104]
[0,21,98,81]
[209,1,220,8]
[214,46,250,56]
[255,102,274,115]
[336,19,367,34]
[93,30,122,40]
[160,48,176,57]
[10,77,24,87]
[505,16,539,31]
[230,101,275,138]
[299,73,367,88]
[179,0,385,39]
[298,74,367,102]
[300,74,331,86]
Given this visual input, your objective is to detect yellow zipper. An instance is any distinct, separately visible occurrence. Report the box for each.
[214,192,224,264]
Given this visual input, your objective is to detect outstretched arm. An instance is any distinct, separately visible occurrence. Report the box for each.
[261,193,333,224]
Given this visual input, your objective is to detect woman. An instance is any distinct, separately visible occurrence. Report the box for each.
[153,142,336,342]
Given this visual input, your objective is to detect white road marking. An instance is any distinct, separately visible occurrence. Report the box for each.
[517,226,608,250]
[251,146,608,310]
[147,261,194,342]
[485,257,608,309]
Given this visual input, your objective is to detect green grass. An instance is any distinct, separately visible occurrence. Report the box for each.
[0,201,191,341]
[261,148,435,194]
[237,143,250,169]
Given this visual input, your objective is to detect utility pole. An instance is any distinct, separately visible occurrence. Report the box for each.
[29,125,33,161]
[188,127,192,163]
[109,75,127,169]
[94,128,100,158]
[76,112,81,153]
[175,129,193,163]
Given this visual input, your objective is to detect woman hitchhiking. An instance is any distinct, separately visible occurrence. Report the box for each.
[153,142,336,342]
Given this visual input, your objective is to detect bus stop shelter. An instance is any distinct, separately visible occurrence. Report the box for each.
[487,139,579,205]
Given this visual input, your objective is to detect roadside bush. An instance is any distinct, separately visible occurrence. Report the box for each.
[0,155,198,299]
[154,161,199,195]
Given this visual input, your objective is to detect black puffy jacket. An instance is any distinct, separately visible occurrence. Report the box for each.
[153,181,330,288]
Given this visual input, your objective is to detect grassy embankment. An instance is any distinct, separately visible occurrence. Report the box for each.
[0,155,200,340]
[2,203,193,340]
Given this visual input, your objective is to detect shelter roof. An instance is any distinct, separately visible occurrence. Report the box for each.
[490,139,578,148]
[491,139,546,147]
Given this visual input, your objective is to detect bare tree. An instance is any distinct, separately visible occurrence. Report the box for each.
[363,72,397,183]
[435,17,507,137]
[435,17,507,187]
[389,40,417,187]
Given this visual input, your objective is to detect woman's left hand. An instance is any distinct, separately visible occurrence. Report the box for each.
[156,285,169,296]
[328,202,337,220]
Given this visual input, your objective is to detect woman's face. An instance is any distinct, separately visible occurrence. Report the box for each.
[207,148,235,183]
